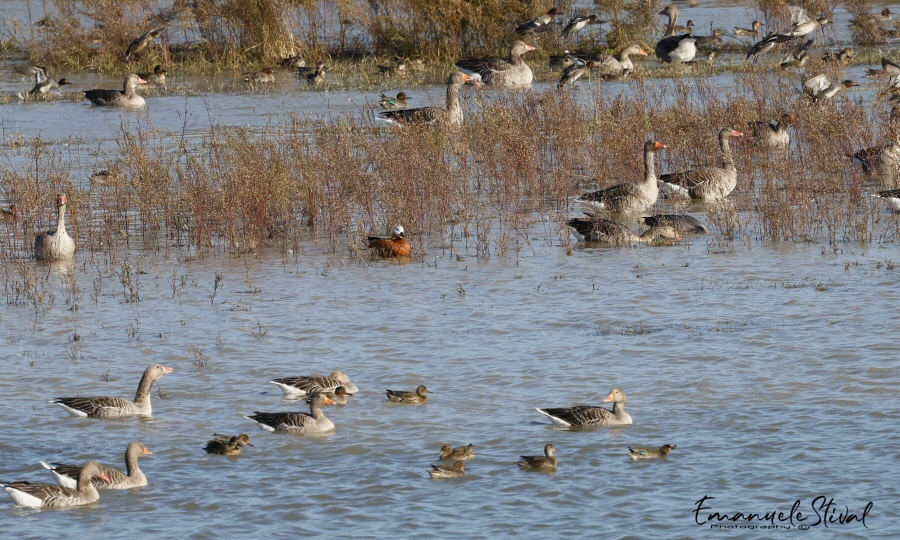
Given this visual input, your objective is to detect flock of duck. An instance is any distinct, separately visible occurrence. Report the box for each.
[1,364,668,507]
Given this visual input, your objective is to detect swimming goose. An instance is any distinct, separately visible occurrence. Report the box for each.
[84,74,147,107]
[204,434,253,455]
[852,104,900,181]
[15,66,71,94]
[517,444,559,470]
[745,32,794,60]
[385,385,431,404]
[639,214,708,234]
[561,14,604,38]
[379,92,409,109]
[734,21,762,37]
[137,65,166,84]
[628,444,676,460]
[368,224,412,256]
[586,43,647,79]
[125,27,164,60]
[516,8,562,35]
[428,461,466,478]
[455,41,535,86]
[577,140,665,214]
[51,363,174,418]
[243,67,275,83]
[439,444,476,461]
[2,461,108,509]
[557,60,594,89]
[750,113,796,150]
[41,442,152,489]
[567,216,681,246]
[536,387,632,426]
[34,193,75,261]
[270,369,360,396]
[803,74,859,103]
[245,393,336,434]
[305,386,350,405]
[379,72,473,126]
[659,128,742,200]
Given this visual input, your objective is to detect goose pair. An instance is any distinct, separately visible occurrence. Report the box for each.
[34,193,75,261]
[41,441,152,489]
[84,74,147,107]
[51,363,173,418]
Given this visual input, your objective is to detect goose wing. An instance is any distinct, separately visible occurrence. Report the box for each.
[247,411,313,431]
[52,395,134,417]
[659,167,722,189]
[578,181,641,206]
[537,405,614,426]
[379,106,445,125]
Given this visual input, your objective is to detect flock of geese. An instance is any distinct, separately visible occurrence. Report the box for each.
[1,364,669,507]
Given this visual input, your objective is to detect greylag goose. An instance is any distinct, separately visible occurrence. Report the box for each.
[517,444,559,470]
[379,92,409,109]
[439,444,476,461]
[125,27,163,60]
[455,41,535,86]
[750,113,796,150]
[659,5,686,37]
[516,8,562,35]
[536,387,632,427]
[567,216,681,246]
[305,386,350,405]
[137,65,166,84]
[561,14,604,38]
[41,442,152,489]
[204,434,253,455]
[585,43,647,79]
[84,74,147,107]
[368,224,412,256]
[270,369,360,396]
[640,214,707,234]
[245,392,336,434]
[15,66,71,95]
[852,105,900,181]
[243,68,275,83]
[379,72,473,126]
[658,128,742,200]
[577,140,665,214]
[428,461,466,478]
[557,60,594,89]
[385,385,431,404]
[34,193,75,261]
[51,363,173,418]
[803,75,859,103]
[734,21,762,37]
[745,32,794,60]
[2,461,108,508]
[628,444,676,460]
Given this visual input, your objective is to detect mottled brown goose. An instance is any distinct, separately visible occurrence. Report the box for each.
[2,461,109,508]
[34,193,75,261]
[567,216,681,246]
[750,113,796,150]
[517,444,559,470]
[640,214,707,234]
[41,442,152,489]
[204,434,253,455]
[84,74,147,107]
[428,461,466,478]
[628,444,676,460]
[51,363,174,418]
[536,387,632,427]
[379,72,473,126]
[270,369,360,396]
[439,444,476,461]
[385,385,431,404]
[455,41,535,86]
[245,393,336,435]
[658,128,742,200]
[577,140,665,213]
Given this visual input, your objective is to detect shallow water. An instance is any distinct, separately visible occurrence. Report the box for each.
[1,1,900,537]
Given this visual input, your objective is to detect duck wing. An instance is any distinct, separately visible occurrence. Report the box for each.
[15,66,48,84]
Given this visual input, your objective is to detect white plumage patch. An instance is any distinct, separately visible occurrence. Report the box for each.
[245,416,276,432]
[269,381,305,396]
[2,485,45,508]
[51,401,89,417]
[535,408,572,427]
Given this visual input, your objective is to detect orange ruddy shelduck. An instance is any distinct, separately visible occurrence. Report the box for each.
[367,224,411,257]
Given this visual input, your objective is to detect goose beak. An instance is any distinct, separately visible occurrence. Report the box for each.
[143,448,153,455]
[99,472,110,483]
[162,366,174,374]
[525,44,536,51]
[655,142,667,149]
[138,77,148,84]
[731,130,744,137]
[639,49,648,56]
[324,397,335,405]
[603,392,615,402]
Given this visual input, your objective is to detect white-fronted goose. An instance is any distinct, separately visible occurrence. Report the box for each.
[2,461,109,508]
[659,128,742,200]
[587,43,647,79]
[84,74,147,107]
[628,444,676,460]
[439,444,476,461]
[379,72,473,126]
[561,14,604,38]
[305,386,350,405]
[34,193,75,261]
[455,41,535,86]
[41,442,152,489]
[803,74,859,103]
[368,224,412,257]
[516,8,562,35]
[640,214,707,234]
[853,105,900,181]
[734,21,762,37]
[536,387,632,427]
[204,434,253,455]
[245,392,336,435]
[15,66,71,95]
[137,65,167,84]
[567,216,681,246]
[270,369,360,396]
[577,140,665,213]
[750,113,795,150]
[385,385,430,404]
[428,461,466,478]
[51,363,173,418]
[243,67,275,83]
[517,444,559,470]
[125,28,163,60]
